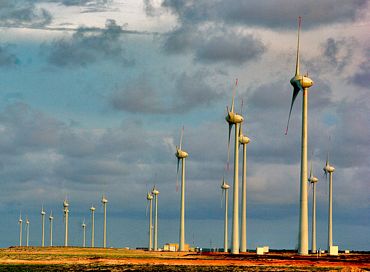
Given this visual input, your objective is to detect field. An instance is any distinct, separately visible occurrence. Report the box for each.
[0,247,369,271]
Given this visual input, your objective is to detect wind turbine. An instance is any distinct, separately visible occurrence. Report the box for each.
[63,199,69,247]
[41,206,46,247]
[90,205,95,247]
[285,17,314,255]
[239,115,250,253]
[49,211,54,247]
[146,192,154,251]
[175,127,188,251]
[82,219,86,247]
[221,178,230,253]
[225,78,243,254]
[26,217,30,247]
[308,161,318,253]
[152,186,160,251]
[323,153,335,252]
[102,195,108,248]
[18,213,23,246]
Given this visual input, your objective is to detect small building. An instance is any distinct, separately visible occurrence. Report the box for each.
[163,243,191,252]
[263,246,269,253]
[329,246,339,256]
[256,247,265,255]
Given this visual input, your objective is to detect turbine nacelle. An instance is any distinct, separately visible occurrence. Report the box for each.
[226,111,243,124]
[82,223,86,228]
[146,192,154,200]
[221,180,230,190]
[308,175,319,183]
[49,215,53,220]
[290,75,313,90]
[26,218,30,224]
[239,135,250,145]
[323,164,335,173]
[90,206,96,212]
[152,187,160,195]
[101,196,108,204]
[63,200,69,208]
[176,148,188,159]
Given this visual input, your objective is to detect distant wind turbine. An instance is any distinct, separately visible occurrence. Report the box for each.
[175,127,188,251]
[323,152,335,252]
[41,206,46,247]
[102,195,108,248]
[239,116,250,253]
[26,217,30,247]
[63,199,69,247]
[49,211,54,246]
[90,205,96,248]
[285,17,314,255]
[18,213,23,246]
[225,78,243,254]
[146,192,154,251]
[308,161,318,253]
[152,186,160,251]
[82,219,86,248]
[221,178,230,253]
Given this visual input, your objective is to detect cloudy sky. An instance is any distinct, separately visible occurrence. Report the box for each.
[0,0,369,250]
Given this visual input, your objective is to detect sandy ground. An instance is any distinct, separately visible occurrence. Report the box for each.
[0,247,369,271]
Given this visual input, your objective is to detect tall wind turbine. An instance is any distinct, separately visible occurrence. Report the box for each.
[323,153,335,252]
[102,195,108,248]
[41,206,46,247]
[221,178,230,253]
[225,79,243,254]
[146,192,154,251]
[152,186,160,251]
[49,211,54,247]
[63,199,69,247]
[285,17,314,255]
[175,127,188,251]
[239,118,250,253]
[26,217,30,247]
[18,213,23,246]
[90,205,95,248]
[308,161,318,253]
[82,219,86,247]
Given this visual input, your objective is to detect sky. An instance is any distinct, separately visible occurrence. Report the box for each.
[0,0,369,251]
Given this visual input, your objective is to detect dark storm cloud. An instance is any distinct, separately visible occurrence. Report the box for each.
[0,0,52,27]
[111,71,223,114]
[0,44,19,67]
[195,31,266,65]
[162,0,368,29]
[44,19,135,67]
[349,48,370,87]
[162,26,266,65]
[322,38,355,72]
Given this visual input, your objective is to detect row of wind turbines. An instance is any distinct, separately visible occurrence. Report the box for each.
[144,17,337,255]
[17,195,109,248]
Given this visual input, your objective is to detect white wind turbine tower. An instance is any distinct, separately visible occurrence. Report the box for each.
[323,152,335,253]
[221,178,230,253]
[63,199,69,247]
[308,160,318,253]
[225,79,243,254]
[152,186,160,251]
[49,211,54,246]
[101,195,108,248]
[146,192,154,251]
[82,219,86,247]
[239,110,250,253]
[175,127,188,251]
[26,216,30,247]
[90,205,95,248]
[41,206,46,247]
[285,17,314,255]
[18,213,23,246]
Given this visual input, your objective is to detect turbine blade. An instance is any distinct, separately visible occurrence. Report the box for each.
[227,123,233,170]
[285,85,301,135]
[231,78,238,113]
[295,16,302,76]
[221,188,224,209]
[179,126,184,150]
[145,199,149,216]
[176,158,180,192]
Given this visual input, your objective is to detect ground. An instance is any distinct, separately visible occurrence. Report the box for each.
[0,247,369,271]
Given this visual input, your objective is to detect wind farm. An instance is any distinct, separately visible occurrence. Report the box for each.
[0,0,369,271]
